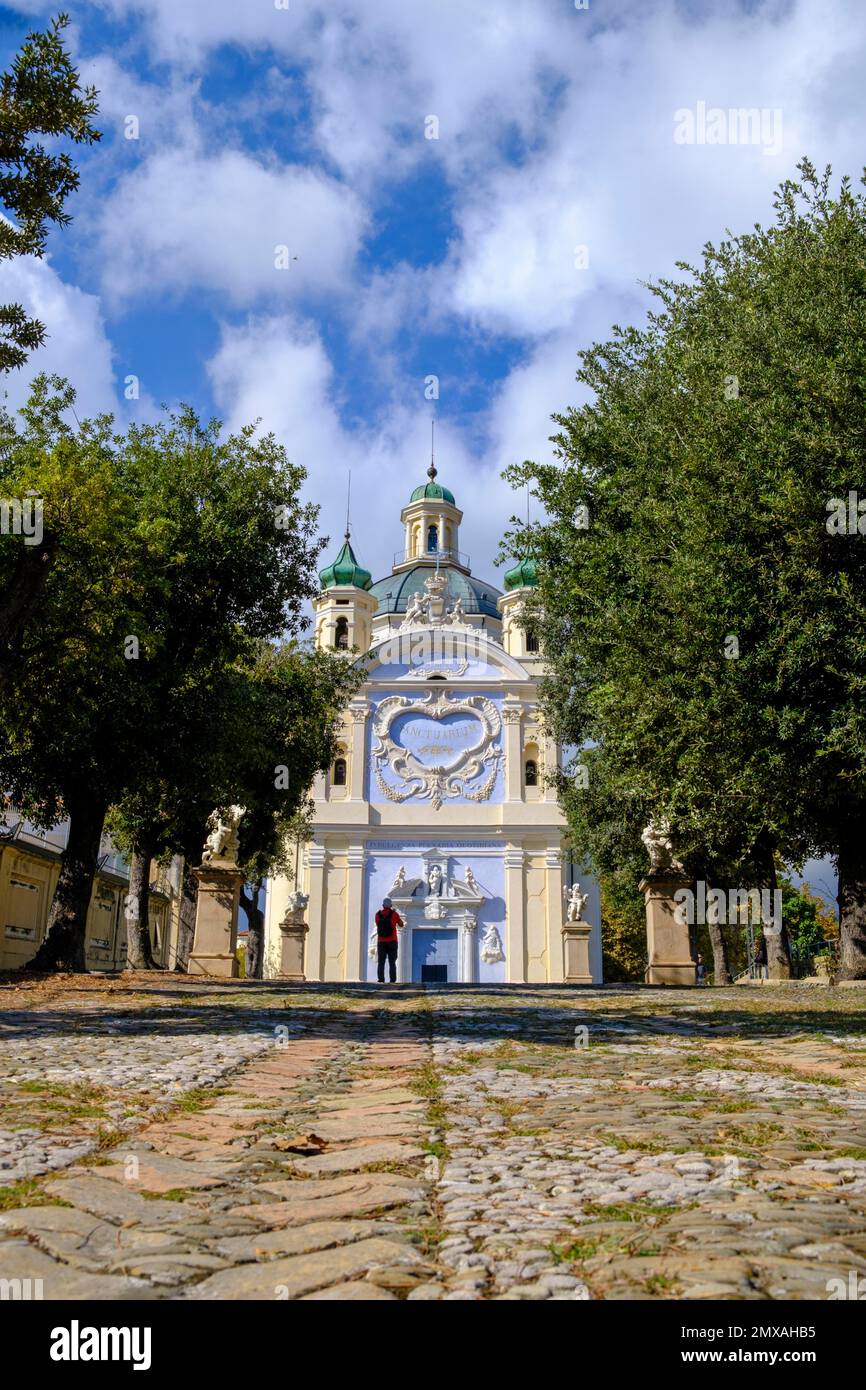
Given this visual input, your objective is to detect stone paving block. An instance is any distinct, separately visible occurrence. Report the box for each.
[0,1238,152,1300]
[285,1140,425,1175]
[93,1151,236,1192]
[301,1280,398,1300]
[186,1236,422,1300]
[42,1174,205,1225]
[206,1218,386,1262]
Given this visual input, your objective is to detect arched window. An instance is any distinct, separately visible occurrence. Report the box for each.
[524,759,538,787]
[526,628,539,653]
[334,616,349,649]
[427,524,438,553]
[332,756,347,786]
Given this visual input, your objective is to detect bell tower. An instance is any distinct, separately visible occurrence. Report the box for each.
[314,532,377,653]
[396,461,466,572]
[498,555,541,665]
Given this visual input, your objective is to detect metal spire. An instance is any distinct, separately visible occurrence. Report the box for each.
[428,418,437,481]
[345,469,352,541]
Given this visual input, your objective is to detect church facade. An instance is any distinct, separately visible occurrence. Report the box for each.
[263,468,603,985]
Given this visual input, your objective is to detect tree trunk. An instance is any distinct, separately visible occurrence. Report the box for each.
[837,837,866,980]
[125,839,158,970]
[123,839,159,973]
[241,877,265,980]
[707,917,732,984]
[175,860,197,972]
[761,849,791,981]
[25,794,107,972]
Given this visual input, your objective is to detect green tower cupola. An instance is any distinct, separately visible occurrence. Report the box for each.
[319,533,372,591]
[503,555,537,591]
[410,477,456,505]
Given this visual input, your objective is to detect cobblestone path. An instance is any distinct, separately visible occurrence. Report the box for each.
[2,976,866,1300]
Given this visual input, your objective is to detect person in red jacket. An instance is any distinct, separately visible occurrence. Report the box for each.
[375,896,403,983]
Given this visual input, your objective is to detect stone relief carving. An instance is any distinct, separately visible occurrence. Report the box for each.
[398,572,472,631]
[372,691,503,810]
[480,923,505,964]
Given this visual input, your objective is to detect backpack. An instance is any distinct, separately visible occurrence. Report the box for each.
[377,907,396,941]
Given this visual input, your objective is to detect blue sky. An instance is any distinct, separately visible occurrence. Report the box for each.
[1,0,864,607]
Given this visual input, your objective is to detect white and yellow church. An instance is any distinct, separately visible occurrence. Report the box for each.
[263,466,603,985]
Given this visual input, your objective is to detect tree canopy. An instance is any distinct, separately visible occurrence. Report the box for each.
[506,161,866,978]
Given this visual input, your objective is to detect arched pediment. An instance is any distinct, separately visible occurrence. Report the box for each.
[364,626,532,684]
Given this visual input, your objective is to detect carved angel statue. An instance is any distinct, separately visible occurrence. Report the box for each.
[202,805,244,864]
[391,865,407,894]
[401,591,428,629]
[464,866,479,894]
[564,881,588,923]
[427,863,443,896]
[641,819,685,873]
[448,597,467,626]
[480,923,505,964]
[286,890,309,915]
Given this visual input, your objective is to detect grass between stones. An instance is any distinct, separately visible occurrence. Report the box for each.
[175,1087,232,1113]
[0,1178,72,1211]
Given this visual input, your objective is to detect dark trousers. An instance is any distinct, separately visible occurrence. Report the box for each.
[377,940,398,983]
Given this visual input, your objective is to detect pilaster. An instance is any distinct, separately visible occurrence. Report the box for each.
[345,842,366,980]
[503,703,523,802]
[504,845,525,982]
[544,846,564,982]
[348,703,370,801]
[305,843,328,982]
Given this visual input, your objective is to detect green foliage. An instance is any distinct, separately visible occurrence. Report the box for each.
[0,376,347,966]
[505,161,866,969]
[0,14,100,370]
[782,878,835,968]
[599,873,646,982]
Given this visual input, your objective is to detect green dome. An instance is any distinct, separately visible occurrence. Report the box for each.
[319,535,372,591]
[504,555,537,591]
[368,563,501,619]
[410,480,456,505]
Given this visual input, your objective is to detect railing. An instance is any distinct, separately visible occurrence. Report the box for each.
[393,547,471,569]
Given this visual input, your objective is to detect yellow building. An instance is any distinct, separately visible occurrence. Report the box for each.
[0,815,185,972]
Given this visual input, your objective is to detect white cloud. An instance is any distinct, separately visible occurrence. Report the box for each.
[0,253,117,418]
[206,313,515,584]
[96,146,367,307]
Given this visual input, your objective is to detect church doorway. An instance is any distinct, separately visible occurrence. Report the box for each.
[412,928,458,983]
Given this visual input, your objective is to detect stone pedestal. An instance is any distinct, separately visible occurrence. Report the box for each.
[641,871,696,987]
[187,860,243,978]
[278,911,309,981]
[562,922,593,984]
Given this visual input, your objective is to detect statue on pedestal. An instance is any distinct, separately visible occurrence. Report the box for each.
[564,881,588,923]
